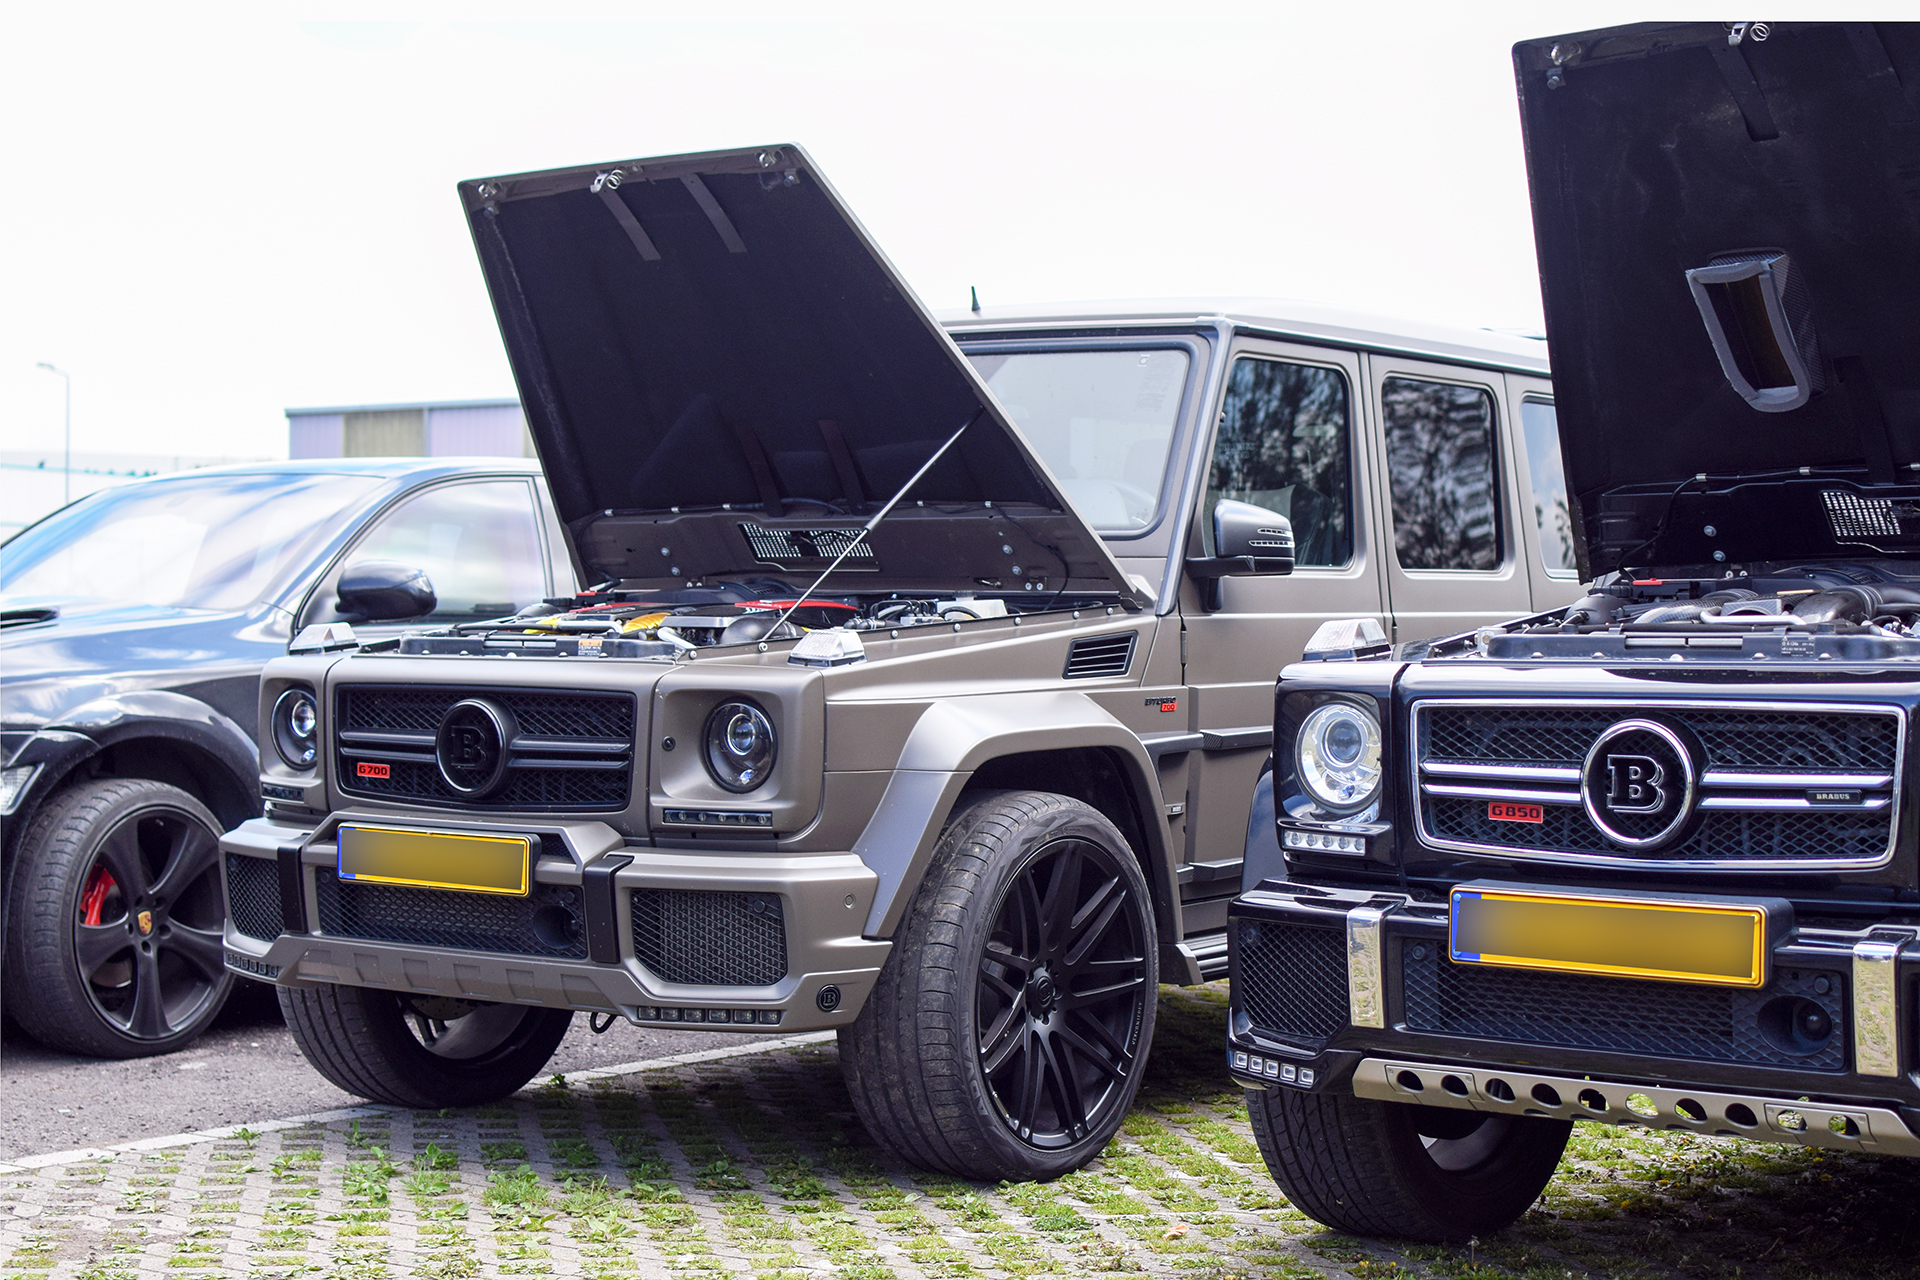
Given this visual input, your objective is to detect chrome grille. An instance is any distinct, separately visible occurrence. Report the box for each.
[334,686,635,812]
[1413,700,1902,869]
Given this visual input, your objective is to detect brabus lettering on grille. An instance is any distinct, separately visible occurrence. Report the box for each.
[1605,753,1666,813]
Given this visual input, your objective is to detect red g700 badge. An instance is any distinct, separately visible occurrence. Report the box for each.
[357,762,390,779]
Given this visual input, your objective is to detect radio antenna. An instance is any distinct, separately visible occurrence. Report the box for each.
[770,408,984,634]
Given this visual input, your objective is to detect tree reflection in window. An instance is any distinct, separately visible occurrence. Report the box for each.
[1206,358,1352,567]
[1382,378,1499,571]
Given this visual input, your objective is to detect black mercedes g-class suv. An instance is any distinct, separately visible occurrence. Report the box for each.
[1228,20,1920,1241]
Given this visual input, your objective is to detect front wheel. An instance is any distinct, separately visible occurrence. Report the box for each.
[1247,1086,1571,1242]
[840,790,1159,1181]
[279,983,572,1109]
[2,778,234,1058]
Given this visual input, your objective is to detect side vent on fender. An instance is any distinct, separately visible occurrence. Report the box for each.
[1065,632,1137,679]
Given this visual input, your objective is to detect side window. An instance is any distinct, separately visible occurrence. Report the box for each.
[1381,377,1500,571]
[1206,357,1353,567]
[1520,400,1578,578]
[347,481,547,620]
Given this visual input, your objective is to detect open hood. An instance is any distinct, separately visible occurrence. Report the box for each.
[1515,22,1920,576]
[460,145,1146,605]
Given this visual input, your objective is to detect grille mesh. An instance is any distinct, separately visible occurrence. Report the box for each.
[1426,797,1891,863]
[1419,703,1898,863]
[314,873,588,959]
[335,686,634,811]
[225,854,284,942]
[630,889,787,986]
[1423,705,1898,773]
[1233,920,1348,1043]
[1402,948,1847,1070]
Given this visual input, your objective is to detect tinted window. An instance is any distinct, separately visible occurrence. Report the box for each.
[1520,400,1578,577]
[1381,378,1499,571]
[0,472,380,610]
[1206,358,1353,567]
[966,349,1188,531]
[344,481,546,620]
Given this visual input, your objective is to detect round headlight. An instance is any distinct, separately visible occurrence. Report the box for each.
[1295,701,1381,812]
[272,689,320,770]
[703,700,777,793]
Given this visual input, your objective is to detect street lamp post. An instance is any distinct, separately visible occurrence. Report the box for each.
[35,362,70,505]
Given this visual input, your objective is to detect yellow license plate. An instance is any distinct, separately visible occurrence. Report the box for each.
[336,825,530,897]
[1449,887,1768,987]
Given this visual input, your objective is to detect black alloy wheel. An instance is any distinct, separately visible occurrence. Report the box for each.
[3,779,234,1057]
[840,790,1159,1181]
[975,832,1153,1151]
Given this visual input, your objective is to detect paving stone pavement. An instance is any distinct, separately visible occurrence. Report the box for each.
[6,985,1920,1280]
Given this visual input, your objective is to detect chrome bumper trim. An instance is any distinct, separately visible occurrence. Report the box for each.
[1852,931,1914,1078]
[1346,905,1385,1029]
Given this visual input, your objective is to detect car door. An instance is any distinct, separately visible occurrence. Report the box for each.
[1177,338,1387,909]
[1364,355,1532,641]
[1504,377,1587,608]
[300,476,555,637]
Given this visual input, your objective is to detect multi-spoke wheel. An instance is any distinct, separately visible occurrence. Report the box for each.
[840,790,1158,1181]
[279,982,573,1109]
[1246,1087,1571,1242]
[3,779,234,1057]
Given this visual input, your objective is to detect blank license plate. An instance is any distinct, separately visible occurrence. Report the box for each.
[336,825,530,896]
[1450,887,1767,987]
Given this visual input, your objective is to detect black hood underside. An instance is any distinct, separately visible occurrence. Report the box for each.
[460,146,1144,602]
[1514,22,1920,576]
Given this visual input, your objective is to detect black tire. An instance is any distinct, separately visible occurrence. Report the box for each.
[279,982,572,1109]
[2,778,234,1058]
[840,790,1158,1181]
[1246,1086,1571,1242]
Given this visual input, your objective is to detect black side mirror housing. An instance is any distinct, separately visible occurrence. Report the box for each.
[337,560,437,622]
[1186,500,1295,611]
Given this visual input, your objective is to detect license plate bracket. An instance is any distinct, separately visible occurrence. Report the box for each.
[1449,887,1769,987]
[336,825,531,897]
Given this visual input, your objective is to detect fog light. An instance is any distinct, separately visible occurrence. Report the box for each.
[1283,828,1366,855]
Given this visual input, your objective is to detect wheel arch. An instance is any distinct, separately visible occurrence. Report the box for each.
[851,692,1176,943]
[15,691,261,840]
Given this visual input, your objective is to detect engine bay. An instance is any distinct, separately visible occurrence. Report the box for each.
[1441,561,1920,663]
[387,579,1071,660]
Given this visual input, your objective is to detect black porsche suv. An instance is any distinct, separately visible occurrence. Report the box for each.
[1227,21,1920,1242]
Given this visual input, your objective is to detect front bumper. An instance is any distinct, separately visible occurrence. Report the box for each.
[219,814,890,1033]
[1226,883,1920,1155]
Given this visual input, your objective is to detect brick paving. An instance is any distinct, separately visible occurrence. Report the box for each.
[5,986,1920,1280]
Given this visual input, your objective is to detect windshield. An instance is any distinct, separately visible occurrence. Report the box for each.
[0,472,382,610]
[966,348,1189,531]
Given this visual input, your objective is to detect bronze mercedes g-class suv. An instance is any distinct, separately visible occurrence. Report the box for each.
[1229,19,1920,1242]
[219,143,1573,1181]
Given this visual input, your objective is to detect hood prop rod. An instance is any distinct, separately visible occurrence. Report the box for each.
[769,408,984,634]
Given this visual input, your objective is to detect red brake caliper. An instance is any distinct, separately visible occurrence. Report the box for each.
[80,866,116,926]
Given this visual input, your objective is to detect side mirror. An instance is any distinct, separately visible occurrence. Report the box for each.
[337,560,436,622]
[1186,500,1295,611]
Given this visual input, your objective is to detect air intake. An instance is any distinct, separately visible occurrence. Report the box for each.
[741,524,876,564]
[1064,632,1137,679]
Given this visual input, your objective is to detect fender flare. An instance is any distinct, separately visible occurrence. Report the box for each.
[850,690,1174,940]
[16,690,260,833]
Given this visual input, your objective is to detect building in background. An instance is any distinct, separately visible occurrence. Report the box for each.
[286,399,531,459]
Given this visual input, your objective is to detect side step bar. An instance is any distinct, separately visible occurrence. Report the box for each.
[1176,931,1230,982]
[1351,1057,1920,1157]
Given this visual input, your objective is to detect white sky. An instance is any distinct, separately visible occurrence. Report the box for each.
[1,5,1656,461]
